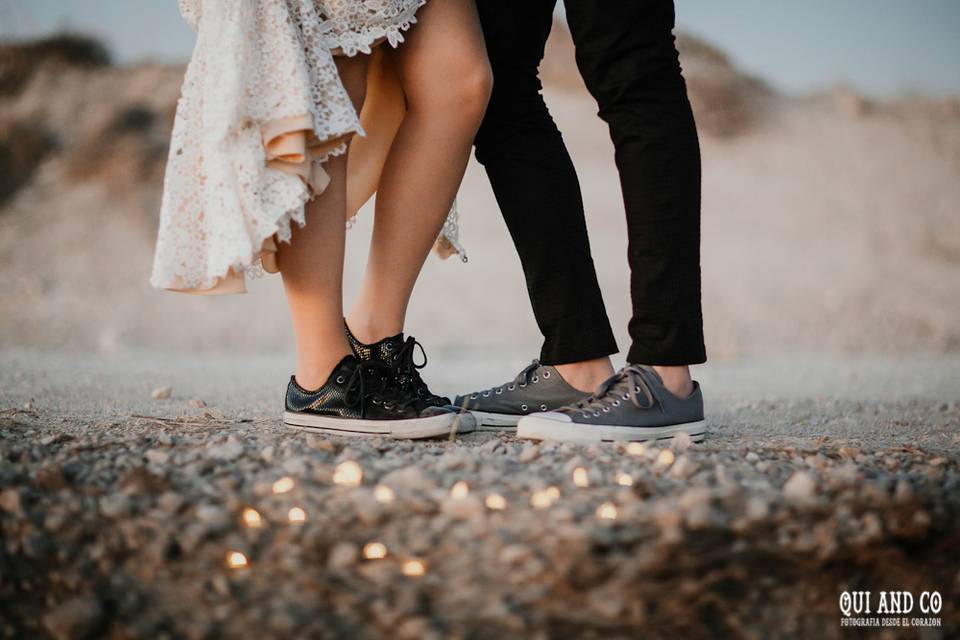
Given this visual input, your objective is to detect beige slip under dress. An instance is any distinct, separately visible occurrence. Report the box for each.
[150,0,464,294]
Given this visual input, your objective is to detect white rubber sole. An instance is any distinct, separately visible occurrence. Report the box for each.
[283,410,467,440]
[468,410,522,430]
[517,414,706,443]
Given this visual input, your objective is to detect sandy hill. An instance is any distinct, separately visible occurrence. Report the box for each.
[1,26,958,360]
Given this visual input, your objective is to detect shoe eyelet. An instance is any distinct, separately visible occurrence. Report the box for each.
[372,398,381,405]
[482,391,491,397]
[623,394,629,400]
[532,376,539,383]
[613,400,621,406]
[602,407,610,413]
[470,394,478,400]
[519,383,527,389]
[593,412,601,418]
[385,344,394,351]
[634,386,640,393]
[543,371,551,379]
[336,376,345,384]
[539,404,547,411]
[508,385,516,391]
[582,413,590,419]
[495,388,503,395]
[521,404,528,412]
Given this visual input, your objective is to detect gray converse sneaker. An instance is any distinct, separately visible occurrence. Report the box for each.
[516,364,705,443]
[454,360,590,429]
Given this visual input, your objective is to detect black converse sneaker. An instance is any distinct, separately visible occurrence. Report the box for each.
[345,322,456,411]
[283,355,459,439]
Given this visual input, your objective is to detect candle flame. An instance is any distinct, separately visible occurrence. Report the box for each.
[484,493,507,510]
[226,550,248,568]
[656,450,675,466]
[450,480,469,499]
[272,477,295,494]
[626,442,646,456]
[401,559,426,577]
[373,484,395,504]
[573,467,590,487]
[288,507,307,524]
[596,502,618,520]
[242,507,264,528]
[333,461,363,487]
[362,542,387,560]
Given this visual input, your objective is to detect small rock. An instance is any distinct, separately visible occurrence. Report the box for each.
[43,596,103,640]
[261,446,275,463]
[145,449,171,465]
[381,466,435,493]
[207,437,244,462]
[518,443,540,463]
[151,386,173,400]
[671,432,693,451]
[188,398,207,408]
[0,488,24,517]
[441,495,484,519]
[783,471,817,505]
[745,496,770,522]
[40,433,71,446]
[328,542,359,570]
[99,493,132,518]
[23,399,34,411]
[668,455,698,479]
[745,452,759,462]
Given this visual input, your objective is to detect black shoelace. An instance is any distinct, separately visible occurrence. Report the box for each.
[343,359,420,417]
[392,336,438,399]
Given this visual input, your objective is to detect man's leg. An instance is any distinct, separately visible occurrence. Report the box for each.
[565,0,706,396]
[473,0,617,390]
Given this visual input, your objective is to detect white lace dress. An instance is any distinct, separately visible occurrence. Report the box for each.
[151,0,464,294]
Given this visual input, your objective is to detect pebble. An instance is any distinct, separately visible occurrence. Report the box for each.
[151,386,173,400]
[145,449,171,465]
[42,596,103,640]
[783,471,817,505]
[207,437,244,462]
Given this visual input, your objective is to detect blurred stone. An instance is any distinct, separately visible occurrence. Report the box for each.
[43,596,103,640]
[151,386,173,400]
[783,471,817,506]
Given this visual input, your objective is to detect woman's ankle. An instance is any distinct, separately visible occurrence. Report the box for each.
[295,348,352,390]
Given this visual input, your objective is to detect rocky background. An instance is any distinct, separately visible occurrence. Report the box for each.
[1,22,959,640]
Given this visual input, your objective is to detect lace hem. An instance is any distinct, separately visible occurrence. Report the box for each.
[325,0,428,57]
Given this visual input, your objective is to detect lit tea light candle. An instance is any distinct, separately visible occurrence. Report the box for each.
[596,502,618,520]
[485,493,507,510]
[626,442,646,457]
[572,467,590,488]
[616,473,634,487]
[242,507,264,528]
[401,559,426,577]
[656,450,675,466]
[333,461,363,487]
[450,480,469,499]
[362,542,387,560]
[272,477,295,494]
[530,489,555,509]
[288,507,307,524]
[373,484,395,504]
[226,550,248,569]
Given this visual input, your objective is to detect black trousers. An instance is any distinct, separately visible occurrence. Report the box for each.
[473,0,706,366]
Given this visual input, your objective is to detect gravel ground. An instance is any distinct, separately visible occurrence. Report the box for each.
[1,350,959,638]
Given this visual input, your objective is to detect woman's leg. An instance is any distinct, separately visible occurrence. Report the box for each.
[345,0,492,343]
[276,54,368,390]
